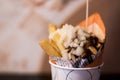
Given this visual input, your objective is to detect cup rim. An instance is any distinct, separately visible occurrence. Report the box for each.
[49,60,104,70]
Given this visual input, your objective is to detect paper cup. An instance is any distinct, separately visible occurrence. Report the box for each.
[49,60,103,80]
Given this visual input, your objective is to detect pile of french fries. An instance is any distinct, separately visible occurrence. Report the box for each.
[39,24,63,57]
[39,13,106,67]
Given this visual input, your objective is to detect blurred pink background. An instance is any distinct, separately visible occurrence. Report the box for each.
[0,0,120,75]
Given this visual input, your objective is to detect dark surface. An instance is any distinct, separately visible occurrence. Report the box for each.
[0,74,119,80]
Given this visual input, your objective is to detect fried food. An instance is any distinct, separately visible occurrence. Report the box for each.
[39,40,62,57]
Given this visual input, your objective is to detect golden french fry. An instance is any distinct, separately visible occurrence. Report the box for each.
[39,40,62,57]
[49,40,60,53]
[49,24,57,34]
[52,33,60,41]
[96,43,101,49]
[56,42,65,51]
[88,46,97,55]
[52,33,65,51]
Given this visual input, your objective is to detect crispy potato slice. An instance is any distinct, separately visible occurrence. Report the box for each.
[49,24,57,34]
[39,40,62,57]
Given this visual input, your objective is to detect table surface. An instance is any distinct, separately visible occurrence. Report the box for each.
[0,74,119,80]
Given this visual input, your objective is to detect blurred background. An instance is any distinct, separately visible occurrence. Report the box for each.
[0,0,120,79]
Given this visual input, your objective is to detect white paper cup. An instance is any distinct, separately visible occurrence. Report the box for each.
[49,60,103,80]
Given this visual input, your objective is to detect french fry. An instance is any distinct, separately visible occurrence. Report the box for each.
[39,12,106,68]
[52,33,65,51]
[49,24,57,34]
[49,40,60,54]
[88,46,97,55]
[56,42,65,52]
[39,40,62,57]
[52,33,60,41]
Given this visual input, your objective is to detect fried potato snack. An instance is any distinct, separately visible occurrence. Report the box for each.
[39,40,62,57]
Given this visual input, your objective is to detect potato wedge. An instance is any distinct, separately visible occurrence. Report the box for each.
[39,40,62,57]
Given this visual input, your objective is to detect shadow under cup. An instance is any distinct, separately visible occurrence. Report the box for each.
[49,60,104,80]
